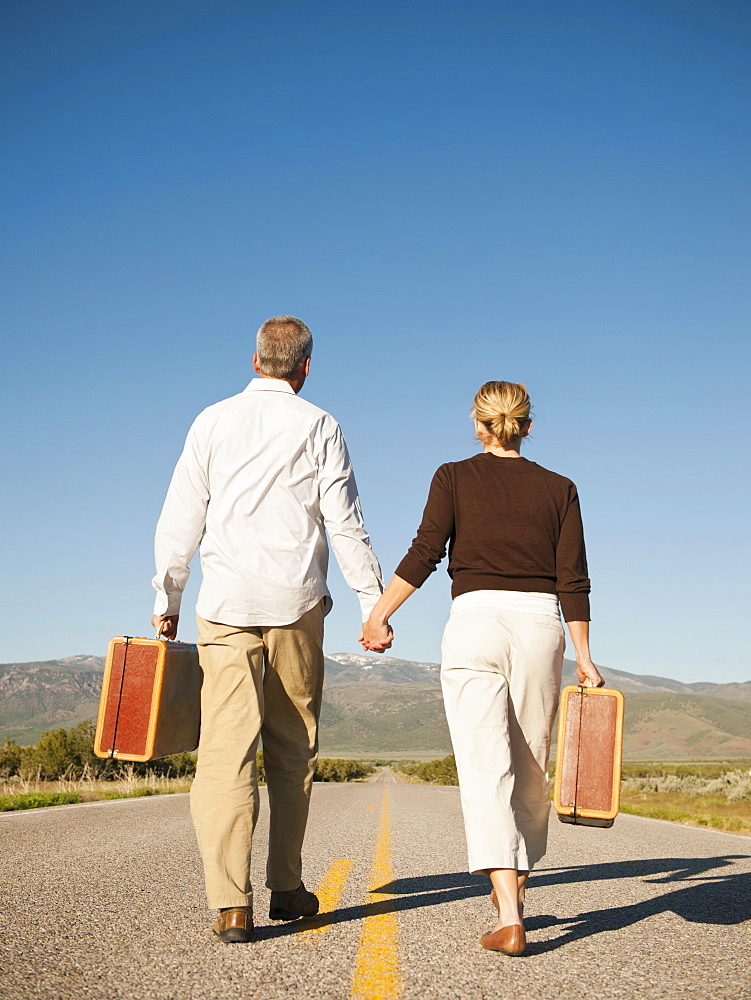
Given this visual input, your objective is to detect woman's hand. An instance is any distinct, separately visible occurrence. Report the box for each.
[359,617,394,653]
[357,575,416,653]
[566,621,604,687]
[576,656,605,687]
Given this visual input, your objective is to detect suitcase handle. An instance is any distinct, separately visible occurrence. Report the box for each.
[154,622,181,643]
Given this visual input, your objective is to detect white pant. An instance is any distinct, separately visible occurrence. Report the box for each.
[440,591,565,873]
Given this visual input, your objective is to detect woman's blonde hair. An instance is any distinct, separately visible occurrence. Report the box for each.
[471,381,532,446]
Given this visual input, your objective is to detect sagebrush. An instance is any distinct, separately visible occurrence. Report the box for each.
[0,723,374,788]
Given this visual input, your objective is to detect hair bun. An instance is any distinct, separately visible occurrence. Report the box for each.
[472,381,531,446]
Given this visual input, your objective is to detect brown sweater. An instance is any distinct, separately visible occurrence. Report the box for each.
[395,453,591,622]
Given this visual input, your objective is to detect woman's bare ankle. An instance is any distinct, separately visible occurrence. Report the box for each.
[486,868,523,927]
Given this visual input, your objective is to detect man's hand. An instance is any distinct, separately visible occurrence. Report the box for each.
[359,617,394,653]
[152,614,179,640]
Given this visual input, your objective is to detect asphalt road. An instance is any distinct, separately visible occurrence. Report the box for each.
[369,767,400,784]
[1,784,749,1000]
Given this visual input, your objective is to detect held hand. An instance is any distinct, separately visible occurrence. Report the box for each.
[359,617,394,653]
[576,657,604,688]
[152,614,179,640]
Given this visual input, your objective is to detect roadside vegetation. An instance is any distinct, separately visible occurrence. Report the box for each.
[394,755,751,836]
[0,722,196,810]
[0,723,375,811]
[5,725,748,833]
[397,755,458,785]
[617,761,751,835]
[255,752,373,783]
[313,758,375,781]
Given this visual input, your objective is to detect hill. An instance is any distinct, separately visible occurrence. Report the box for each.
[1,651,750,759]
[618,692,751,760]
[321,654,446,755]
[322,654,751,759]
[0,656,104,745]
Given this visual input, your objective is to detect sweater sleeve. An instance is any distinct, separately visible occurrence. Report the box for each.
[395,465,455,588]
[556,484,591,622]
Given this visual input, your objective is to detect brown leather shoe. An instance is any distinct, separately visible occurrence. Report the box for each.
[213,907,254,944]
[480,924,526,956]
[268,882,319,921]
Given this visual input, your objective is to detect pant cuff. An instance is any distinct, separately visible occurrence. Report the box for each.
[469,856,532,874]
[209,894,253,910]
[266,879,303,892]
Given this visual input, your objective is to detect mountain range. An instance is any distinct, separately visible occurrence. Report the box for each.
[1,652,750,760]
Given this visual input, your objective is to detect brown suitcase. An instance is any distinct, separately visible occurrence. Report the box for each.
[553,684,625,827]
[94,636,202,762]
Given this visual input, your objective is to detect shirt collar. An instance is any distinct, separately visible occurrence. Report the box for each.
[245,378,296,394]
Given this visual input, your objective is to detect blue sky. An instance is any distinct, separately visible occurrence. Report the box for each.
[2,0,749,683]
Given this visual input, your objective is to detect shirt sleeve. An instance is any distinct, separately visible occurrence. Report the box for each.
[316,419,384,620]
[556,484,591,622]
[152,418,210,616]
[395,465,455,588]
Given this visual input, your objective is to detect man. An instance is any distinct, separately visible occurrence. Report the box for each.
[151,316,386,943]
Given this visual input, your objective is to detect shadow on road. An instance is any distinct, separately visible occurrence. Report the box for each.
[253,872,488,941]
[524,867,751,954]
[533,854,748,886]
[253,855,751,946]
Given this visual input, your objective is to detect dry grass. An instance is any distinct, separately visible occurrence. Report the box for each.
[0,765,192,805]
[619,791,751,836]
[616,767,751,836]
[4,757,750,837]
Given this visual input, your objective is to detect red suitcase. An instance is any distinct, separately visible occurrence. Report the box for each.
[94,636,202,762]
[553,684,625,827]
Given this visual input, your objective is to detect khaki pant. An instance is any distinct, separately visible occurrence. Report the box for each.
[441,596,564,873]
[191,601,325,909]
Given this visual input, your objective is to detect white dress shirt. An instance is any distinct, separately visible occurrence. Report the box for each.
[153,378,384,626]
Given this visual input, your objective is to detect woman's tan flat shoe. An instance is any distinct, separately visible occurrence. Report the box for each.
[480,924,526,956]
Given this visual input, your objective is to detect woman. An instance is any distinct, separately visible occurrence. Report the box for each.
[361,381,604,956]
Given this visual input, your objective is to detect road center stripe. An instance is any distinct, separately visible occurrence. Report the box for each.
[350,787,401,1000]
[304,859,355,936]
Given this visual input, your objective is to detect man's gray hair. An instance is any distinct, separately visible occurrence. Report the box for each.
[256,316,313,379]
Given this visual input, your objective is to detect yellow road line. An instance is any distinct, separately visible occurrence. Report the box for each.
[304,859,355,937]
[351,787,401,1000]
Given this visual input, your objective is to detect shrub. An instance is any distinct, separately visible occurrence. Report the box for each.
[0,722,197,781]
[399,755,458,785]
[314,758,375,782]
[621,768,751,801]
[139,752,197,777]
[23,721,103,779]
[0,738,24,777]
